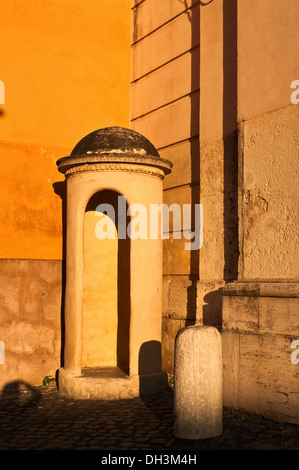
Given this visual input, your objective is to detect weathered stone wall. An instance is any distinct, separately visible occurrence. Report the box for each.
[131,0,299,424]
[222,282,299,425]
[131,0,202,372]
[238,106,299,280]
[0,259,63,389]
[221,0,299,423]
[131,0,239,372]
[222,105,299,423]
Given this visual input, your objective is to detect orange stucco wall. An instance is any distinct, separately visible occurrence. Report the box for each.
[0,0,130,260]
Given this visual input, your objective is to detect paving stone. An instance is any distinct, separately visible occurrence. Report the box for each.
[0,385,298,451]
[281,428,298,437]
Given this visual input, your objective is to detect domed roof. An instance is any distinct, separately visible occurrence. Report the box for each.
[56,126,173,175]
[70,126,160,158]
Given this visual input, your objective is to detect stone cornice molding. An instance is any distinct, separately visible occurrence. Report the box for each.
[64,162,166,179]
[223,281,299,298]
[57,153,172,176]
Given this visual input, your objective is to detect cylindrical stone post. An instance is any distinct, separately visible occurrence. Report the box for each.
[173,325,222,440]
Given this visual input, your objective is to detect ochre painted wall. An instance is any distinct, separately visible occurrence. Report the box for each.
[237,0,299,121]
[0,0,130,260]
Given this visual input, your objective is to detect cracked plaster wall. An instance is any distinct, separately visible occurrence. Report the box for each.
[239,105,299,281]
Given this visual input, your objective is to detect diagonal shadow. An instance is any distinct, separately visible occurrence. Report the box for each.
[223,0,239,281]
[0,380,42,412]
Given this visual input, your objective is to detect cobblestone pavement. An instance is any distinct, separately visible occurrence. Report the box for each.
[0,381,298,453]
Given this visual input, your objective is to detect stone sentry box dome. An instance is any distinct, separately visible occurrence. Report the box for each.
[57,127,172,399]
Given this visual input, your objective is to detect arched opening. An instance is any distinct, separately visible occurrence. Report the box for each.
[82,190,130,376]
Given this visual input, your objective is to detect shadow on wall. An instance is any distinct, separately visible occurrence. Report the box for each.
[0,380,42,411]
[52,181,67,370]
[185,0,238,331]
[85,190,131,375]
[202,288,223,330]
[139,340,169,397]
[223,0,239,282]
[139,341,162,376]
[183,0,200,325]
[186,0,239,326]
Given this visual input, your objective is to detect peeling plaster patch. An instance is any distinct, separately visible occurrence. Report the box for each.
[244,189,269,212]
[5,322,56,356]
[257,194,269,212]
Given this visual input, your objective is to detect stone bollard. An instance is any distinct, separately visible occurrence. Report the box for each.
[173,325,222,440]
